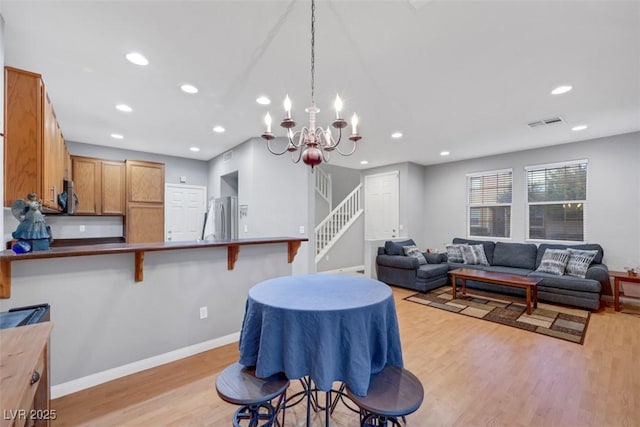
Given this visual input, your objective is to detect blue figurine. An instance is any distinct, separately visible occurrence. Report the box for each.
[12,193,53,252]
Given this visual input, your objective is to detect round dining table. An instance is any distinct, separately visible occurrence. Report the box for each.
[238,274,403,397]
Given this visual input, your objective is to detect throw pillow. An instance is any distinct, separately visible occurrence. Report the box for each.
[445,244,468,264]
[460,244,490,266]
[403,245,427,265]
[565,249,598,278]
[385,239,416,256]
[536,248,571,276]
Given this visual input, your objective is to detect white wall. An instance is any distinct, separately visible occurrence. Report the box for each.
[208,138,314,274]
[422,132,640,270]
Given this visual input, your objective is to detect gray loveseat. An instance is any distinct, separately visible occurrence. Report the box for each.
[375,238,608,310]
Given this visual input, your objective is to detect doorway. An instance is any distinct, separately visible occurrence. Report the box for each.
[164,184,207,242]
[364,171,399,239]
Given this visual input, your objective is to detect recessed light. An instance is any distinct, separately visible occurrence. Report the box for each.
[115,104,132,113]
[180,84,198,94]
[440,151,450,156]
[391,132,403,139]
[125,52,148,66]
[213,126,225,133]
[571,125,588,131]
[360,160,369,165]
[110,133,124,140]
[190,147,200,152]
[256,96,271,105]
[551,85,572,95]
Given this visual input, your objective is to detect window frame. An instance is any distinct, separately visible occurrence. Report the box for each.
[466,168,513,240]
[525,159,588,244]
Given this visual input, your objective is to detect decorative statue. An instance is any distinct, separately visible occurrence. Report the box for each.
[11,193,53,252]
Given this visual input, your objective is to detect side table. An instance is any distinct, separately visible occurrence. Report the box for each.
[609,271,640,312]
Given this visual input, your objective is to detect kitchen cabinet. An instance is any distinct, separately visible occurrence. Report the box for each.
[125,160,165,243]
[4,67,68,211]
[71,156,125,215]
[0,322,53,427]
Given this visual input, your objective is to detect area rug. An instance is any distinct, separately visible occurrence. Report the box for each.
[405,286,591,344]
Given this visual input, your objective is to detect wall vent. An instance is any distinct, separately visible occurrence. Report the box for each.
[223,150,233,162]
[527,116,564,128]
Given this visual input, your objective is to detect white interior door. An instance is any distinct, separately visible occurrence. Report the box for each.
[365,171,399,239]
[165,184,207,242]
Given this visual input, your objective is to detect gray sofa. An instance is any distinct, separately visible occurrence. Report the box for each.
[375,238,608,310]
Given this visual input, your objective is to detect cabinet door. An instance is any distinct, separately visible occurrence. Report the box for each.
[126,160,165,203]
[101,161,125,215]
[4,68,43,207]
[72,157,100,214]
[126,204,164,243]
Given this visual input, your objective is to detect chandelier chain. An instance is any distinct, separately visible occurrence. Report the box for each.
[310,0,316,106]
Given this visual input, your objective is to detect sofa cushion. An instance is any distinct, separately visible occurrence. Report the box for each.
[425,252,446,264]
[536,248,570,275]
[535,243,604,268]
[565,249,599,278]
[528,271,601,293]
[453,238,496,265]
[376,254,418,269]
[416,263,450,280]
[445,244,468,263]
[460,244,490,266]
[385,239,416,256]
[493,242,537,269]
[483,265,533,276]
[403,245,427,265]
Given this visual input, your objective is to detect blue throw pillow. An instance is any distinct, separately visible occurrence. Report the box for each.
[385,239,416,256]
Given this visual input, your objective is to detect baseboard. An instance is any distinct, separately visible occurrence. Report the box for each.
[318,265,365,274]
[602,294,640,308]
[51,331,240,399]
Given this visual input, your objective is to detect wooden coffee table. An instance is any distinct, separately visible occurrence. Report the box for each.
[449,268,542,315]
[609,270,640,312]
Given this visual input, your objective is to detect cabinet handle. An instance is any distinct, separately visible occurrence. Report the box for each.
[31,370,41,385]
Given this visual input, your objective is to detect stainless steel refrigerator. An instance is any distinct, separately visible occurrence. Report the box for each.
[214,196,238,240]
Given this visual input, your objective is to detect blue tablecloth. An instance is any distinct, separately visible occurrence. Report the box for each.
[238,274,403,396]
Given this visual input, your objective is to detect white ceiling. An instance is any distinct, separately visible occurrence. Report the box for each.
[2,0,639,169]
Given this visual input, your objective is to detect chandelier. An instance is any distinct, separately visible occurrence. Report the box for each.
[261,0,361,169]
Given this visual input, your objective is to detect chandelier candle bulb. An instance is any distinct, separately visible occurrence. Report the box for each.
[351,114,358,134]
[264,112,272,133]
[334,95,343,119]
[284,95,292,118]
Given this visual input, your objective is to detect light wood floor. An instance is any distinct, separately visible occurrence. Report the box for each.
[51,286,640,426]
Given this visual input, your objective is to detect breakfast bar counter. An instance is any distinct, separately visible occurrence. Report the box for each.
[0,237,307,298]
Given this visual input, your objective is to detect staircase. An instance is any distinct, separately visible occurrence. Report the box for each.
[315,184,363,263]
[315,167,332,212]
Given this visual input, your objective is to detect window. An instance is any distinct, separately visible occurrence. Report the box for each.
[467,169,512,238]
[526,160,587,242]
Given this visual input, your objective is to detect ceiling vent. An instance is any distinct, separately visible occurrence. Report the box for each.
[527,116,564,129]
[223,150,233,162]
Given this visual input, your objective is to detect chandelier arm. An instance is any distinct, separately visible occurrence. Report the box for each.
[334,139,358,156]
[266,140,292,156]
[291,147,303,163]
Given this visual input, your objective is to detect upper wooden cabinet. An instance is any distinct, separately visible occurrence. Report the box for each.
[72,156,125,215]
[125,160,165,243]
[4,67,69,211]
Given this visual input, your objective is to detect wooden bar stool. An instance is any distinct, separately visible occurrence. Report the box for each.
[346,365,424,427]
[216,363,290,426]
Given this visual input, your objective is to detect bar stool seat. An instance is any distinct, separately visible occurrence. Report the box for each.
[346,365,424,427]
[216,362,290,426]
